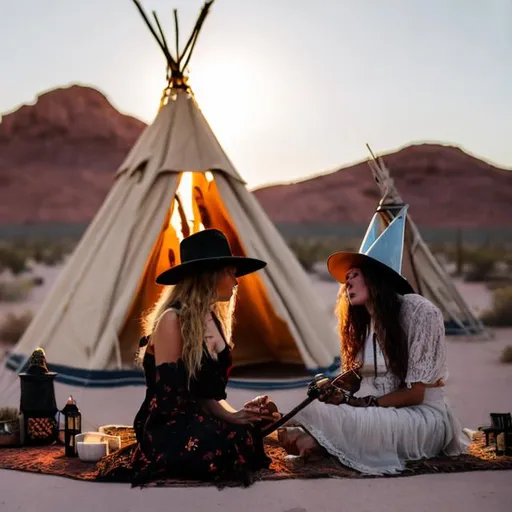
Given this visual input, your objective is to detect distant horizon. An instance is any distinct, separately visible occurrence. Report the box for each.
[1,0,511,188]
[2,80,511,191]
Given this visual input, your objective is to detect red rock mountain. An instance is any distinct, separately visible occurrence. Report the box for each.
[253,145,512,228]
[0,85,146,224]
[1,85,510,228]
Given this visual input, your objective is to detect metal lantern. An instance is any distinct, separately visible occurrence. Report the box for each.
[18,348,59,446]
[61,396,82,457]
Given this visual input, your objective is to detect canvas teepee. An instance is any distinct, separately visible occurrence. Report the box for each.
[2,0,339,392]
[365,145,488,337]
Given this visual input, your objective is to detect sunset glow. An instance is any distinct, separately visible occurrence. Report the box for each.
[0,0,510,190]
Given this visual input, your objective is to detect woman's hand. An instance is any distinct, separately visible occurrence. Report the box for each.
[228,408,280,426]
[199,398,277,425]
[335,368,362,396]
[243,395,270,411]
[243,395,281,419]
[223,395,281,426]
[228,409,268,425]
[346,395,379,408]
[317,383,346,406]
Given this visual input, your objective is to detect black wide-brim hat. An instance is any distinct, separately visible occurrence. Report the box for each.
[327,252,414,296]
[156,229,267,285]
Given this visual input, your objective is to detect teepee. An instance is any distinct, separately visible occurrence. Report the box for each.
[365,145,488,337]
[2,0,339,392]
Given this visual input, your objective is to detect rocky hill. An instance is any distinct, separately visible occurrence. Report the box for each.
[1,84,510,228]
[0,85,146,224]
[253,144,512,228]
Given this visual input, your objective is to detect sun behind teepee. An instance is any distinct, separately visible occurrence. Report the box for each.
[2,0,340,393]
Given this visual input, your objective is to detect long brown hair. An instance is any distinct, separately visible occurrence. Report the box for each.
[142,269,237,384]
[336,262,408,383]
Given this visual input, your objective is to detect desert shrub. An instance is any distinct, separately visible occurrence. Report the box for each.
[288,239,320,272]
[500,346,512,364]
[0,245,30,275]
[15,238,76,267]
[287,238,348,272]
[440,245,503,264]
[463,248,499,282]
[465,261,495,282]
[481,286,512,327]
[32,276,45,287]
[0,311,33,344]
[0,238,76,275]
[0,278,35,302]
[33,240,75,266]
[434,243,512,281]
[487,277,512,291]
[501,251,512,277]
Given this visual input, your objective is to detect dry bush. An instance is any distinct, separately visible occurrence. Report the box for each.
[0,245,30,275]
[0,238,76,274]
[0,278,35,302]
[28,238,76,266]
[481,286,512,327]
[463,249,498,282]
[288,238,350,273]
[500,346,512,364]
[487,278,512,291]
[0,311,33,344]
[436,245,511,282]
[32,276,45,286]
[15,238,75,265]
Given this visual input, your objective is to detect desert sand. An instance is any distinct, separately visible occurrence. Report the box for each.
[0,265,510,511]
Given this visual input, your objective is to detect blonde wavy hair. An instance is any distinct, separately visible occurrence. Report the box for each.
[142,269,237,385]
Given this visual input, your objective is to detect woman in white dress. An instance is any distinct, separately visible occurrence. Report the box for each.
[278,249,470,475]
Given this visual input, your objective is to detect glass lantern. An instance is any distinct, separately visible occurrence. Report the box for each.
[61,396,82,457]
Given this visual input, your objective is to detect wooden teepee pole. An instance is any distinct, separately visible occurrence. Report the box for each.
[131,0,177,68]
[174,9,180,66]
[132,0,215,93]
[179,1,214,69]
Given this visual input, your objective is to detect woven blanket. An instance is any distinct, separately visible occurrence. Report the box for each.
[0,431,510,487]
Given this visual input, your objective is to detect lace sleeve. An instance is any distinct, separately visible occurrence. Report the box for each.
[402,298,448,388]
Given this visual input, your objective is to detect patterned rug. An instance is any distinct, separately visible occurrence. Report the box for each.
[0,430,510,487]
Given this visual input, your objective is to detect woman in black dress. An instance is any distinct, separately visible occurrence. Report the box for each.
[96,229,279,486]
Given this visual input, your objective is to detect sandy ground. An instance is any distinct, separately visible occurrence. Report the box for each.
[0,470,508,512]
[0,265,511,511]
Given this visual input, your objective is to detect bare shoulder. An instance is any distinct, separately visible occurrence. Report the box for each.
[155,308,181,335]
[152,309,183,364]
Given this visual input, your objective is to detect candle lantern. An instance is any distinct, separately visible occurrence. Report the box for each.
[18,348,59,446]
[62,396,81,457]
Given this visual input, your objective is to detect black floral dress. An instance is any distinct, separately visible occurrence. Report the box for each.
[95,314,270,487]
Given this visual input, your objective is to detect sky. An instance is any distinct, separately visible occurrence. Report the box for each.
[0,0,511,189]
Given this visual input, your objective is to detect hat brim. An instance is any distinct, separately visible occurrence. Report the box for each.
[327,252,414,296]
[155,256,267,285]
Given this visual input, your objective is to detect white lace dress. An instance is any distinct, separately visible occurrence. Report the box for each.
[294,294,470,475]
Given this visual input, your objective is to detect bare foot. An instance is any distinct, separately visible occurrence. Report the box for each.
[277,426,305,455]
[278,427,327,461]
[295,431,327,462]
